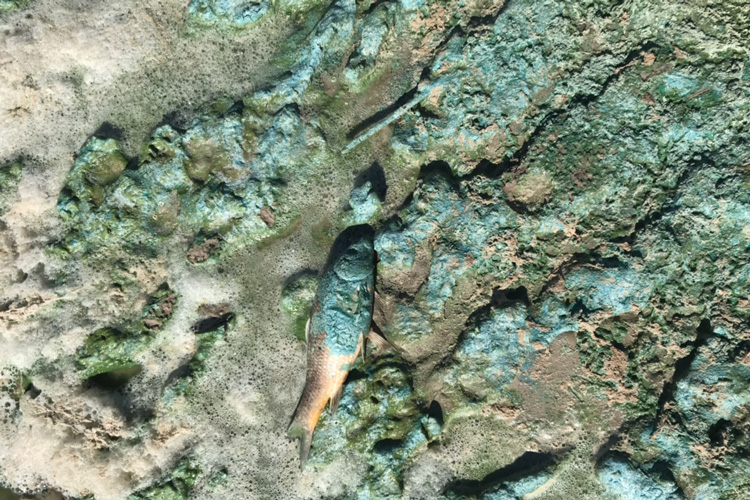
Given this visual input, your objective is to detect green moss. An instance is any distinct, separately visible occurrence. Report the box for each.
[75,327,148,380]
[74,284,177,380]
[0,161,22,216]
[0,0,33,16]
[128,457,201,500]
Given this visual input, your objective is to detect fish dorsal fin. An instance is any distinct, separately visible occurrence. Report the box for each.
[329,384,344,416]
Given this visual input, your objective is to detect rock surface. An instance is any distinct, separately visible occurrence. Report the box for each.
[1,0,750,498]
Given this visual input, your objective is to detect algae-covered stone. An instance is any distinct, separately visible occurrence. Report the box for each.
[75,327,147,380]
[83,139,127,186]
[62,137,127,208]
[182,135,228,183]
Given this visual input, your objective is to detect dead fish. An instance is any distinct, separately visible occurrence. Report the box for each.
[288,224,394,468]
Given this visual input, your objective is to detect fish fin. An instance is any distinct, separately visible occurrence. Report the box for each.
[329,384,344,416]
[287,420,313,469]
[367,327,407,356]
[367,329,391,351]
[367,328,395,351]
[372,290,388,329]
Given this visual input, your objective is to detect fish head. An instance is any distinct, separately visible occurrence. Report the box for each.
[331,225,374,282]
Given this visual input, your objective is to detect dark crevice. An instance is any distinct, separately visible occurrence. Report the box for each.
[93,122,125,140]
[417,160,458,184]
[444,451,557,496]
[593,433,620,462]
[362,0,390,16]
[414,102,441,120]
[708,418,731,447]
[373,438,403,453]
[570,298,593,318]
[343,367,369,384]
[225,99,245,116]
[24,383,41,399]
[492,285,530,306]
[352,162,388,202]
[652,318,716,431]
[650,460,680,485]
[0,298,12,312]
[157,109,192,134]
[731,340,750,361]
[87,365,143,390]
[427,400,443,425]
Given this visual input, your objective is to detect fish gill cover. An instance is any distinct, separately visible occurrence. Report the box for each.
[1,0,750,498]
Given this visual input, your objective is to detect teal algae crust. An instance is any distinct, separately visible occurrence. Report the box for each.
[2,0,750,498]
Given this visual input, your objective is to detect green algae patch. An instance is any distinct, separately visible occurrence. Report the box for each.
[306,356,426,495]
[207,468,228,488]
[0,161,22,216]
[0,0,32,16]
[75,285,177,380]
[577,332,612,376]
[54,104,326,261]
[128,457,202,500]
[75,327,148,380]
[189,325,228,375]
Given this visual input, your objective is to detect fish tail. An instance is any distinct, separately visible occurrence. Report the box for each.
[287,419,313,469]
